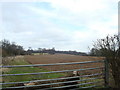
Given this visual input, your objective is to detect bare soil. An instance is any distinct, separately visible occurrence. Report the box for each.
[24,54,104,74]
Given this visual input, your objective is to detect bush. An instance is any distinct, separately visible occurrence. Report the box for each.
[90,35,120,88]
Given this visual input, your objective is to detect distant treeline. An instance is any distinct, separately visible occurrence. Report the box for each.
[1,39,87,57]
[32,48,87,56]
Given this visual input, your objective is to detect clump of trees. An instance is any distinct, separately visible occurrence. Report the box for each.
[32,47,56,55]
[1,39,25,57]
[90,35,120,88]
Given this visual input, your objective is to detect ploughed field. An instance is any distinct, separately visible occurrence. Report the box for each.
[24,54,104,75]
[2,54,105,88]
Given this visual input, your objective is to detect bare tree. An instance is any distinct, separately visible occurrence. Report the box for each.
[92,35,120,88]
[1,39,25,57]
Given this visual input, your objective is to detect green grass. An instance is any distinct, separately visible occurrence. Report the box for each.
[2,58,65,87]
[3,67,65,82]
[78,76,104,89]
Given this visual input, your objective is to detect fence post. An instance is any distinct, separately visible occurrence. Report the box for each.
[104,59,109,88]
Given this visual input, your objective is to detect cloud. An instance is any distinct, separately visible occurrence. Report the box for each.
[1,0,118,52]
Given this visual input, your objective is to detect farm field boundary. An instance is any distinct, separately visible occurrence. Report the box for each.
[1,57,108,90]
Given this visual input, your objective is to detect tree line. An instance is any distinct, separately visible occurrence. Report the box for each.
[33,48,87,56]
[1,39,87,57]
[1,39,25,57]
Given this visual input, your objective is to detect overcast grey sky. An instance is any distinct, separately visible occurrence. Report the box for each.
[0,0,118,52]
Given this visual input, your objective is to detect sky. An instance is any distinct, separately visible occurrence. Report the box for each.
[0,0,119,52]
